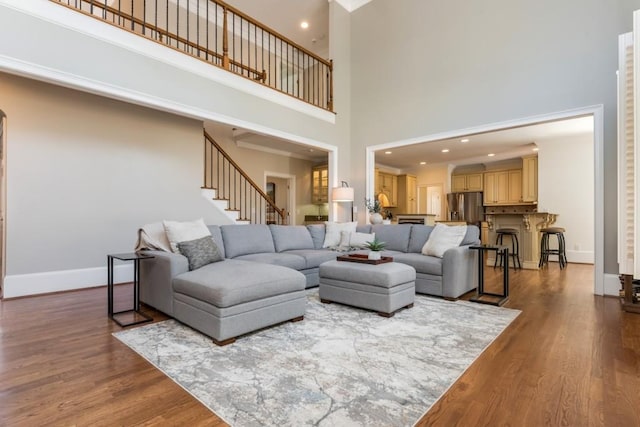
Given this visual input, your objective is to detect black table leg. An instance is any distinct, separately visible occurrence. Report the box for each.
[108,255,152,327]
[107,255,114,317]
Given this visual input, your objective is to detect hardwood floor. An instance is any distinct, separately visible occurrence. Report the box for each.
[0,264,638,426]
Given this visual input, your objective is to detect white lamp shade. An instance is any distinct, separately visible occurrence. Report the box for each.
[332,186,354,202]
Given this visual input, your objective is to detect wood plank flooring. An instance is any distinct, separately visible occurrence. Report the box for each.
[0,264,638,426]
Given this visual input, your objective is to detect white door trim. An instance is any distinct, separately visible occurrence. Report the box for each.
[365,105,605,295]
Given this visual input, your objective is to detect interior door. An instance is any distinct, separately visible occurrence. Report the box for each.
[425,184,444,220]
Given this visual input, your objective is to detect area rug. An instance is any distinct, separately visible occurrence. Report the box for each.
[114,291,520,426]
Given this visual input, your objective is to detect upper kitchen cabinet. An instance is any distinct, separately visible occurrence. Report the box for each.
[397,174,417,213]
[522,155,538,203]
[484,169,523,205]
[451,173,483,192]
[312,164,328,204]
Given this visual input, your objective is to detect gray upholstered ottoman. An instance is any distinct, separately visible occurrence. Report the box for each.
[319,260,416,317]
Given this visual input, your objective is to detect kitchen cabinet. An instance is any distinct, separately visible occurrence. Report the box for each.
[484,169,523,205]
[522,155,538,203]
[311,164,328,204]
[451,173,483,192]
[375,169,398,207]
[508,170,523,204]
[397,174,417,213]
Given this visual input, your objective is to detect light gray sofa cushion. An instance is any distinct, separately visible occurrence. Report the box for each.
[173,259,305,308]
[270,225,314,252]
[393,253,443,275]
[221,224,275,258]
[284,249,339,269]
[461,226,481,245]
[371,224,413,252]
[408,225,434,253]
[306,224,326,249]
[356,224,372,233]
[233,252,306,270]
[206,225,226,259]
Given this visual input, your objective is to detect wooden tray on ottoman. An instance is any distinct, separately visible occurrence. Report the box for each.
[336,253,394,265]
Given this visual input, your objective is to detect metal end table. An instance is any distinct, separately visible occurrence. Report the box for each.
[469,244,509,306]
[107,252,155,327]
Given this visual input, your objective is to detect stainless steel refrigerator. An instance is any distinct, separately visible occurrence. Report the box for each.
[446,192,484,225]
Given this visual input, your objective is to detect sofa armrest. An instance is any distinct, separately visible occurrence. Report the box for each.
[442,245,478,299]
[139,250,188,316]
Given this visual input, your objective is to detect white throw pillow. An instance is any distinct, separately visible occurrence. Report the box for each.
[323,221,357,248]
[163,218,211,254]
[422,223,468,258]
[339,231,375,248]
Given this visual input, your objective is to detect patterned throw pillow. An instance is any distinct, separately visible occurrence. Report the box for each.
[177,235,224,270]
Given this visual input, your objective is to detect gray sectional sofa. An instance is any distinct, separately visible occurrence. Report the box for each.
[139,223,479,344]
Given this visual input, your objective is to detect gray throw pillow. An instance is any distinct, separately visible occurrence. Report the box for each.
[177,235,224,270]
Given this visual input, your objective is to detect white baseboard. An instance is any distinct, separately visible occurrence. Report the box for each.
[603,273,621,297]
[3,264,134,298]
[566,250,594,264]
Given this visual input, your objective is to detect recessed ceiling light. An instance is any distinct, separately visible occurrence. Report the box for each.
[461,138,470,143]
[441,149,450,153]
[532,147,539,152]
[300,21,309,29]
[420,161,427,165]
[488,153,495,157]
[385,151,392,154]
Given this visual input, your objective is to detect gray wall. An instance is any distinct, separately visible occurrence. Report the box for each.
[1,73,233,275]
[349,0,640,273]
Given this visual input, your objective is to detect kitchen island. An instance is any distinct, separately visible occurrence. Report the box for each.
[484,211,558,269]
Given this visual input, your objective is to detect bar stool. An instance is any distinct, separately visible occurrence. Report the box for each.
[494,228,521,269]
[538,227,567,269]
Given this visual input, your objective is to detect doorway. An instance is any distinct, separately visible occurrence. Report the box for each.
[421,184,444,221]
[265,172,296,225]
[366,106,604,294]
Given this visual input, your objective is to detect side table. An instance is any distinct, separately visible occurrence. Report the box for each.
[469,244,509,306]
[108,252,155,327]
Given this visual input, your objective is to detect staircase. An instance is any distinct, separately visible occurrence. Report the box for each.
[202,131,286,225]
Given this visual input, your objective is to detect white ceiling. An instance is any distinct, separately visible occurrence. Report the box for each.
[375,116,595,170]
[232,128,329,162]
[225,0,330,58]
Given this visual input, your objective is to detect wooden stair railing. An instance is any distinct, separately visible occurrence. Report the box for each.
[203,131,286,225]
[50,0,333,111]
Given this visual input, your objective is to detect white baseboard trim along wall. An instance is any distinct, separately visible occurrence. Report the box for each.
[3,264,134,298]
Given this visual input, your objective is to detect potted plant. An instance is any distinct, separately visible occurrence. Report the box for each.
[364,237,386,260]
[365,198,383,224]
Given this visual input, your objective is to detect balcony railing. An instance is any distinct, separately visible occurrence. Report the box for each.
[51,0,334,111]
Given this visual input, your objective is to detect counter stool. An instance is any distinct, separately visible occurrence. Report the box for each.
[494,228,521,269]
[539,227,567,269]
